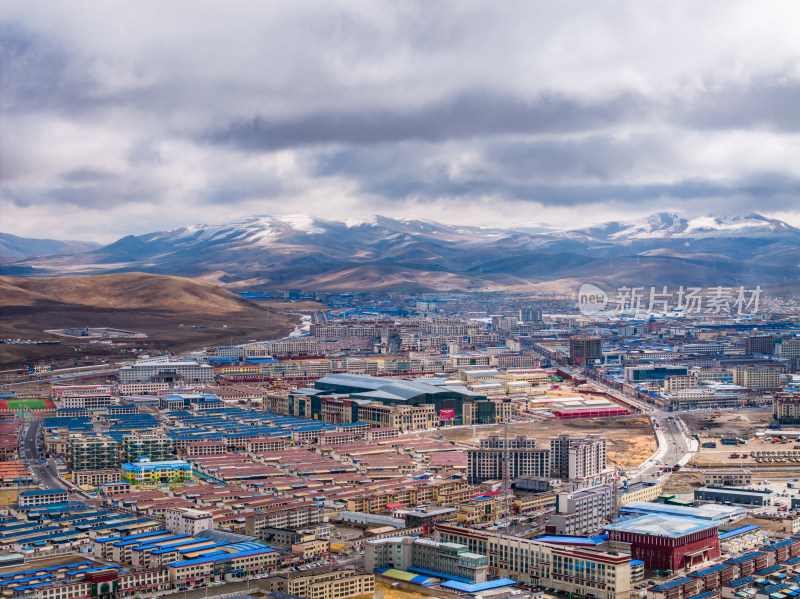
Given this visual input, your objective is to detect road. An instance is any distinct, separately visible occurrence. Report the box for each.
[20,420,68,490]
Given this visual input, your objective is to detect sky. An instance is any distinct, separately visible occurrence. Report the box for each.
[2,1,800,243]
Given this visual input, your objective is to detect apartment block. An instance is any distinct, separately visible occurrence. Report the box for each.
[121,435,175,463]
[467,445,550,484]
[732,367,781,389]
[67,435,121,471]
[546,485,614,535]
[550,434,607,481]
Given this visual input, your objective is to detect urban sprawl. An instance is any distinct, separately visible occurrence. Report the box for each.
[3,292,800,599]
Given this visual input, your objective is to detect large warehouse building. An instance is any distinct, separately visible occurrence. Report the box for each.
[308,373,495,425]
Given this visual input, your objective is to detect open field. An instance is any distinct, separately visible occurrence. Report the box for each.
[0,273,298,366]
[423,415,655,470]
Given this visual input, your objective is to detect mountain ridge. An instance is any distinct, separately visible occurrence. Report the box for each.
[3,212,799,292]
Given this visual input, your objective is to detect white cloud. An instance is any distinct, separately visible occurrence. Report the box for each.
[2,0,800,242]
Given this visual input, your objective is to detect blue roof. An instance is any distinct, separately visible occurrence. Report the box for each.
[167,546,275,568]
[19,489,67,497]
[534,534,608,545]
[719,525,760,540]
[650,577,695,591]
[440,579,517,593]
[726,551,765,565]
[407,567,473,584]
[725,576,756,588]
[690,563,732,578]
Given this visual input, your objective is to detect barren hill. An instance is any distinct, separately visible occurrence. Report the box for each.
[0,273,297,365]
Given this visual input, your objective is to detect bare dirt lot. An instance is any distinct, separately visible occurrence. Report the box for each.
[424,415,655,470]
[681,409,796,468]
[682,409,774,437]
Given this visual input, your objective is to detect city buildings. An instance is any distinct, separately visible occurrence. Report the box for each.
[435,523,632,599]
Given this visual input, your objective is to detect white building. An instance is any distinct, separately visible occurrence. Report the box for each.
[119,359,215,384]
[164,507,213,536]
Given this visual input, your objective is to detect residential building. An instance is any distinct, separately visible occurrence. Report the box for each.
[18,489,68,507]
[744,335,774,355]
[774,391,800,425]
[165,508,213,536]
[262,570,374,599]
[550,434,607,481]
[121,435,175,463]
[67,435,121,470]
[520,307,543,322]
[546,485,614,535]
[467,444,550,484]
[732,367,781,389]
[245,503,322,538]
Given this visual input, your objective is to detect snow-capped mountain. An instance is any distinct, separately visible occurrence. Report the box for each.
[3,213,799,291]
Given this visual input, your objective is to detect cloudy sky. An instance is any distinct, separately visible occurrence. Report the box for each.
[2,1,800,242]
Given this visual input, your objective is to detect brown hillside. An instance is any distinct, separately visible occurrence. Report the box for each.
[0,273,298,366]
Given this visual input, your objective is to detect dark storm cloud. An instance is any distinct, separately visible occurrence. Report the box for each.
[678,78,800,131]
[198,172,287,205]
[360,169,800,210]
[0,22,93,113]
[205,89,645,150]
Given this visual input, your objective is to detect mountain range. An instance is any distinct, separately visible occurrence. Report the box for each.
[2,213,799,292]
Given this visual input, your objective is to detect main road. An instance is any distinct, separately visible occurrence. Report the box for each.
[20,420,67,490]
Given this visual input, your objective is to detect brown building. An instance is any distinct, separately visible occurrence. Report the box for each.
[569,336,602,366]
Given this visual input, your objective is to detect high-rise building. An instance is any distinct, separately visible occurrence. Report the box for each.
[519,307,543,322]
[775,338,800,358]
[744,335,774,355]
[569,336,602,366]
[774,391,800,425]
[467,439,550,484]
[550,434,607,481]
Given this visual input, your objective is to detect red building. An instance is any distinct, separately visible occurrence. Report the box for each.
[606,514,720,572]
